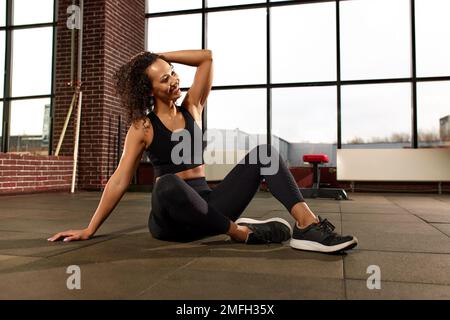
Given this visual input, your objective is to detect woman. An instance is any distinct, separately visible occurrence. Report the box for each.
[48,50,357,253]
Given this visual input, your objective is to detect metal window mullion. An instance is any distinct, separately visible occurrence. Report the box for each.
[145,0,336,18]
[2,0,13,152]
[202,0,208,136]
[48,0,58,156]
[267,1,271,146]
[417,76,450,82]
[7,22,55,30]
[0,23,55,32]
[410,0,418,148]
[336,0,342,149]
[1,94,53,101]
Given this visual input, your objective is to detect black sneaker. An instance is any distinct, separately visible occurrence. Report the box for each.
[235,217,292,244]
[290,216,358,253]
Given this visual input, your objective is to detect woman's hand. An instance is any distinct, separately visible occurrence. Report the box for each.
[47,228,93,242]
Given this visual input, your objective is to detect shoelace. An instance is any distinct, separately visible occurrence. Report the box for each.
[318,217,336,234]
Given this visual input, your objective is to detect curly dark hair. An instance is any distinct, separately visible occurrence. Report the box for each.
[113,51,171,125]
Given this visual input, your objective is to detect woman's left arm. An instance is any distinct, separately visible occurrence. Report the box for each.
[157,50,213,113]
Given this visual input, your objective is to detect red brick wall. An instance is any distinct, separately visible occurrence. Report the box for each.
[101,0,146,186]
[53,0,76,159]
[0,153,73,195]
[53,0,145,191]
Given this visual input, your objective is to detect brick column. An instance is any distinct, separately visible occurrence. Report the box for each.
[53,0,145,191]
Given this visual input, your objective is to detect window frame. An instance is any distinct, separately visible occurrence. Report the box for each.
[0,0,57,154]
[143,0,450,150]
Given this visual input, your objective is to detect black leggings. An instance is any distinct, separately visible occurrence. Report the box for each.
[148,144,305,241]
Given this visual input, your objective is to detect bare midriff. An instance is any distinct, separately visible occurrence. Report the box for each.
[155,164,206,182]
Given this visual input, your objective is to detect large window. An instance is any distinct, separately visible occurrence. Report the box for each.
[9,98,51,154]
[147,14,202,88]
[0,0,5,26]
[271,2,336,83]
[0,102,3,147]
[207,0,264,8]
[207,8,266,86]
[204,89,267,163]
[0,30,4,99]
[340,0,411,80]
[415,0,450,77]
[206,88,266,136]
[341,83,412,148]
[417,81,450,148]
[146,0,450,169]
[0,0,56,155]
[272,86,337,166]
[146,0,201,14]
[13,0,54,25]
[11,27,53,97]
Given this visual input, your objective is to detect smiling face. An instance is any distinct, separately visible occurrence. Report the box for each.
[145,58,182,105]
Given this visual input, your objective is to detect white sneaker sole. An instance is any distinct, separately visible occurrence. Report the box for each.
[290,237,358,253]
[235,217,293,237]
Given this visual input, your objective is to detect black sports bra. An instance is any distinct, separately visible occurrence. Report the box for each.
[146,105,206,177]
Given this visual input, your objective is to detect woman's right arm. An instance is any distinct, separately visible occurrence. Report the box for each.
[47,119,153,242]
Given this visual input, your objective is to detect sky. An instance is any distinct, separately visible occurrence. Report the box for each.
[1,0,449,145]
